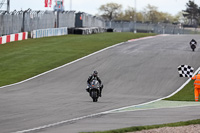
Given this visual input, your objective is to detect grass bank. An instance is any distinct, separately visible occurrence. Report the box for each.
[165,80,195,101]
[0,32,156,87]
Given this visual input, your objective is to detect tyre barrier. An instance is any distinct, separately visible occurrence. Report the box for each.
[70,27,106,35]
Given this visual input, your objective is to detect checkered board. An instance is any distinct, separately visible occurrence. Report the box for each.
[177,65,194,77]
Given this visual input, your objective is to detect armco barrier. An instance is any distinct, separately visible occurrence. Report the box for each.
[31,27,68,39]
[0,32,28,44]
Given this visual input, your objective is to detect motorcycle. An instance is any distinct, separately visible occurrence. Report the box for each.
[190,41,196,52]
[89,79,101,102]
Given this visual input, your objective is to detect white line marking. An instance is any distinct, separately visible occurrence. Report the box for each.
[13,113,105,133]
[112,104,200,113]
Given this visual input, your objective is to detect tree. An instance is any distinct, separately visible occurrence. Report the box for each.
[183,0,200,26]
[143,4,160,23]
[174,11,188,24]
[98,3,122,20]
[97,3,177,24]
[142,4,175,23]
[117,6,143,22]
[159,12,174,23]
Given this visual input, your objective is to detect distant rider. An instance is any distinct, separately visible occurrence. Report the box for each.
[86,71,103,97]
[190,39,197,46]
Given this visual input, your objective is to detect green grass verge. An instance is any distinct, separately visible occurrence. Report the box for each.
[0,32,156,87]
[81,119,200,133]
[165,80,195,101]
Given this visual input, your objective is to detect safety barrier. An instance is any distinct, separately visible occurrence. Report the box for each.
[70,27,106,35]
[0,32,28,44]
[31,27,68,38]
[105,21,193,34]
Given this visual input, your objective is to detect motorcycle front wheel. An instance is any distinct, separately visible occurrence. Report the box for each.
[191,45,196,52]
[91,90,98,102]
[93,98,98,102]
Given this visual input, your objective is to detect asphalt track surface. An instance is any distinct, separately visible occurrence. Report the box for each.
[1,35,200,133]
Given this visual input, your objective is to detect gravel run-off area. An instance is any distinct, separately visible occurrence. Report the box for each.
[128,124,200,133]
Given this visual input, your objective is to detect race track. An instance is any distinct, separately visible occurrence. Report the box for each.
[0,34,200,133]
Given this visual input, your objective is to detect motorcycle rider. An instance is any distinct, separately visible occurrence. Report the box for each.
[190,39,197,51]
[86,71,103,97]
[190,39,197,46]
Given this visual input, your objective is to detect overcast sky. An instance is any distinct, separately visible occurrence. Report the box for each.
[1,0,200,16]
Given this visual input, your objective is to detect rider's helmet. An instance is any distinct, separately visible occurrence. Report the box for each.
[191,39,196,43]
[93,70,98,77]
[190,39,196,45]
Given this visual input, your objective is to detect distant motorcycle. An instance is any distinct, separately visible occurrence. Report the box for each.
[190,39,197,52]
[89,79,101,102]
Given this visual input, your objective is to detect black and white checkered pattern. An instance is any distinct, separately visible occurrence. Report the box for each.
[177,65,194,77]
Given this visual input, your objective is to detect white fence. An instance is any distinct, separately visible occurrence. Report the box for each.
[31,27,68,38]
